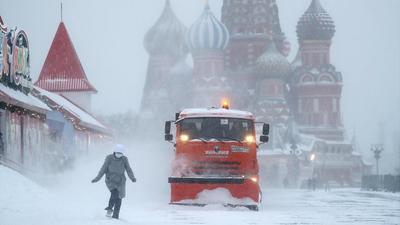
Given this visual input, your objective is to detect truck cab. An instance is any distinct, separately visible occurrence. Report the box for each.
[165,104,269,210]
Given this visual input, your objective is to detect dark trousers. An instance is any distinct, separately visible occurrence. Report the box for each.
[107,189,122,218]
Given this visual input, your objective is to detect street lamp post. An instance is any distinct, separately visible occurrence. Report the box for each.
[290,140,297,155]
[371,144,384,191]
[371,144,384,176]
[289,139,300,187]
[310,152,316,178]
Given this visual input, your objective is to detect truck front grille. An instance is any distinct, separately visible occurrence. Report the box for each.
[192,161,241,176]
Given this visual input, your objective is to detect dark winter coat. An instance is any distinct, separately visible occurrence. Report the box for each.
[92,154,135,198]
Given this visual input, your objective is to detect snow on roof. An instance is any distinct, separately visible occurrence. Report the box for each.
[35,22,97,93]
[325,140,352,145]
[178,108,254,121]
[0,84,51,112]
[34,86,106,132]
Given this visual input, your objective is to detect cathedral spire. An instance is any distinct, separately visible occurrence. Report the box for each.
[308,0,327,13]
[297,0,335,41]
[256,39,290,78]
[60,2,63,22]
[187,3,229,50]
[143,0,188,58]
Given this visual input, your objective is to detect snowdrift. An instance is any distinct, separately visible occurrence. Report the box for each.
[178,188,257,206]
[0,165,47,206]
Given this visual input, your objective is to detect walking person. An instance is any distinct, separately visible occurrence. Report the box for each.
[91,144,136,219]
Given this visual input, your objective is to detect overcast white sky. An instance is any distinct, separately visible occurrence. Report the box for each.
[1,0,399,166]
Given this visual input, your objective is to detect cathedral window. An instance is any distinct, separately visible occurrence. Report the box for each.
[319,74,333,83]
[312,54,319,67]
[324,54,329,64]
[304,98,312,113]
[333,98,338,112]
[313,98,319,113]
[298,99,302,113]
[307,114,312,124]
[323,114,328,126]
[301,75,313,83]
[303,52,310,65]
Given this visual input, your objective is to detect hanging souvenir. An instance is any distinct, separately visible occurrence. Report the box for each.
[11,30,30,87]
[0,31,3,80]
[0,19,7,79]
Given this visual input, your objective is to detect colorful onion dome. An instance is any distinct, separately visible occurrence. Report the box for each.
[256,40,291,77]
[186,4,229,51]
[144,0,188,58]
[296,0,335,41]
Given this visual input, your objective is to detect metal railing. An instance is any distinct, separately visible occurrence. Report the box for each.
[361,175,400,193]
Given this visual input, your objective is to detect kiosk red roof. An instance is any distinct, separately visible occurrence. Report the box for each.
[35,22,97,93]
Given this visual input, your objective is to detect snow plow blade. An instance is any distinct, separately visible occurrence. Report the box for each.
[168,176,245,184]
[169,202,259,211]
[168,176,260,210]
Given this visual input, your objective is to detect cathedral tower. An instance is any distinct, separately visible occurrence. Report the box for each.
[187,3,230,107]
[221,0,289,109]
[141,0,188,116]
[221,0,287,70]
[254,32,291,149]
[291,0,344,141]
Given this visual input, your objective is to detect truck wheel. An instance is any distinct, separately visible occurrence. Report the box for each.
[247,205,259,211]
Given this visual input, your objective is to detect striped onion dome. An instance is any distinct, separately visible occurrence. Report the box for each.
[256,40,291,77]
[144,0,188,58]
[186,4,229,51]
[296,0,335,41]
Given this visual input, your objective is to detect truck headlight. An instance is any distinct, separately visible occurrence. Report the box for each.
[250,176,258,183]
[180,134,189,142]
[245,135,255,143]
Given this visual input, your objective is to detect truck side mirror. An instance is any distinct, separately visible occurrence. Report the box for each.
[165,134,173,141]
[175,113,180,121]
[165,121,173,142]
[165,121,171,134]
[260,135,269,143]
[262,123,270,135]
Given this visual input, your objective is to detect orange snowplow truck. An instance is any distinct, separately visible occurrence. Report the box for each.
[164,103,270,211]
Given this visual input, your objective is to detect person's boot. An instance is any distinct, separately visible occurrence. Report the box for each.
[111,211,119,219]
[112,198,122,219]
[105,207,113,217]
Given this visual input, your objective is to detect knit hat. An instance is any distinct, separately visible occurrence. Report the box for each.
[114,144,125,154]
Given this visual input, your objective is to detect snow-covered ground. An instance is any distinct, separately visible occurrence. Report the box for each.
[1,143,399,225]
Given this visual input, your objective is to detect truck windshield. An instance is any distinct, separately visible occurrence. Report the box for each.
[179,118,254,142]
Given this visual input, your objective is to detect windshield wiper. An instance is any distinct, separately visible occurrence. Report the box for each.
[197,137,208,143]
[224,136,243,144]
[203,136,225,143]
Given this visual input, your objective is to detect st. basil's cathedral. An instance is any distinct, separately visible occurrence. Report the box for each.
[141,0,369,188]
